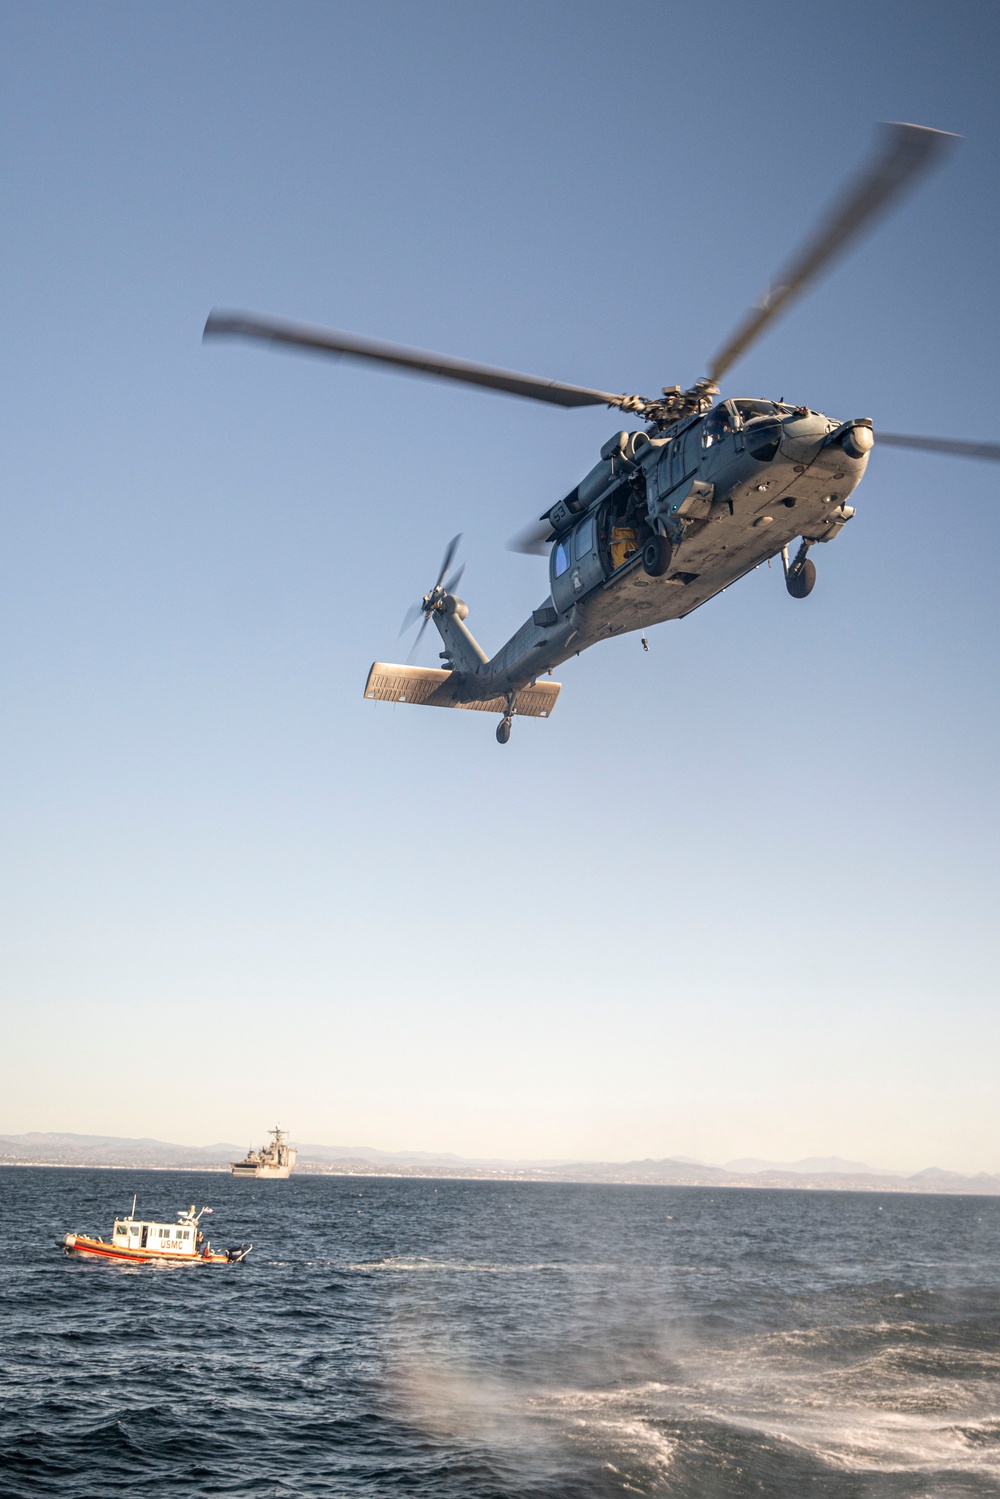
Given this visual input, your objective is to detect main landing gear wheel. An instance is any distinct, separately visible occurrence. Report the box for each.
[496,717,512,745]
[786,558,816,599]
[641,534,672,578]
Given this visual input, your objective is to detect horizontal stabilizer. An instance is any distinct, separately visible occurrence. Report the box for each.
[364,664,560,718]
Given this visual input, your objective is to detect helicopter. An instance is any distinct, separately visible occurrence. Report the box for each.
[204,122,1000,745]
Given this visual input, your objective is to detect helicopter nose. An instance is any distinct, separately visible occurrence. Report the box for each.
[838,421,875,459]
[779,411,829,465]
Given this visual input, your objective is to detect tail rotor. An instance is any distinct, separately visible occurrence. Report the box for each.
[399,535,464,663]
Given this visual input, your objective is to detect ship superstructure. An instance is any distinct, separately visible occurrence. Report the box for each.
[231,1125,297,1179]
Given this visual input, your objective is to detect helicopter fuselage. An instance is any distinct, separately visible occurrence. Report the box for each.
[208,124,985,740]
[433,399,873,703]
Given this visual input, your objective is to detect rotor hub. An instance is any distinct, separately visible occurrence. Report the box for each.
[627,378,720,431]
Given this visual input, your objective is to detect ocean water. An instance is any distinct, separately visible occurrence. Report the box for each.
[1,1169,999,1497]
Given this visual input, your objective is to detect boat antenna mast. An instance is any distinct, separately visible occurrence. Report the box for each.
[179,1204,214,1226]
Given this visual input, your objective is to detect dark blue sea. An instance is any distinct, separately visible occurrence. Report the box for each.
[1,1168,999,1497]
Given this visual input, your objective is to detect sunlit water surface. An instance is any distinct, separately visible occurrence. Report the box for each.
[2,1168,999,1496]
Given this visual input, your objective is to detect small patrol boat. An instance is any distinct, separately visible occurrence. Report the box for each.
[58,1199,252,1265]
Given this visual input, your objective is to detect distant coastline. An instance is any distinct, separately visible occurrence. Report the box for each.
[3,1133,999,1196]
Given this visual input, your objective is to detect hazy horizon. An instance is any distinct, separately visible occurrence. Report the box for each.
[0,1127,989,1182]
[2,2,998,1173]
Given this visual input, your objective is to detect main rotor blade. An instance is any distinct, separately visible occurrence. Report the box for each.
[205,310,626,411]
[877,432,1000,462]
[708,123,959,385]
[507,517,554,556]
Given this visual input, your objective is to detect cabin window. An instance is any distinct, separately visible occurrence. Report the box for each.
[574,516,596,558]
[553,538,571,577]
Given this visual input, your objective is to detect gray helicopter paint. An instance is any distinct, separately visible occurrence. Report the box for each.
[429,407,870,706]
[430,595,490,676]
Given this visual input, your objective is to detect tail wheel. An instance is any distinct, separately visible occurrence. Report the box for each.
[641,534,672,578]
[786,559,816,598]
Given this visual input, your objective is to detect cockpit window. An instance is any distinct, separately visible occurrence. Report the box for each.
[701,404,734,449]
[734,399,795,422]
[553,538,571,577]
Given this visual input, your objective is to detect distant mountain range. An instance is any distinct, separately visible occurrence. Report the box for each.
[723,1155,882,1174]
[0,1132,239,1168]
[2,1132,999,1195]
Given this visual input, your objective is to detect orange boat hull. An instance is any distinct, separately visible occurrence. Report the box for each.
[61,1233,230,1265]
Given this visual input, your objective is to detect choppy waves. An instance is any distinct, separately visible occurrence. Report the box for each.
[2,1169,999,1496]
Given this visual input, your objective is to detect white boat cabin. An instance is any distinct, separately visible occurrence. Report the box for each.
[112,1204,207,1256]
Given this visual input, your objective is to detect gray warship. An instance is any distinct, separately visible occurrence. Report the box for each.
[230,1126,297,1179]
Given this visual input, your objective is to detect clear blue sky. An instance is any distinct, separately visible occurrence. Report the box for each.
[2,1,998,1170]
